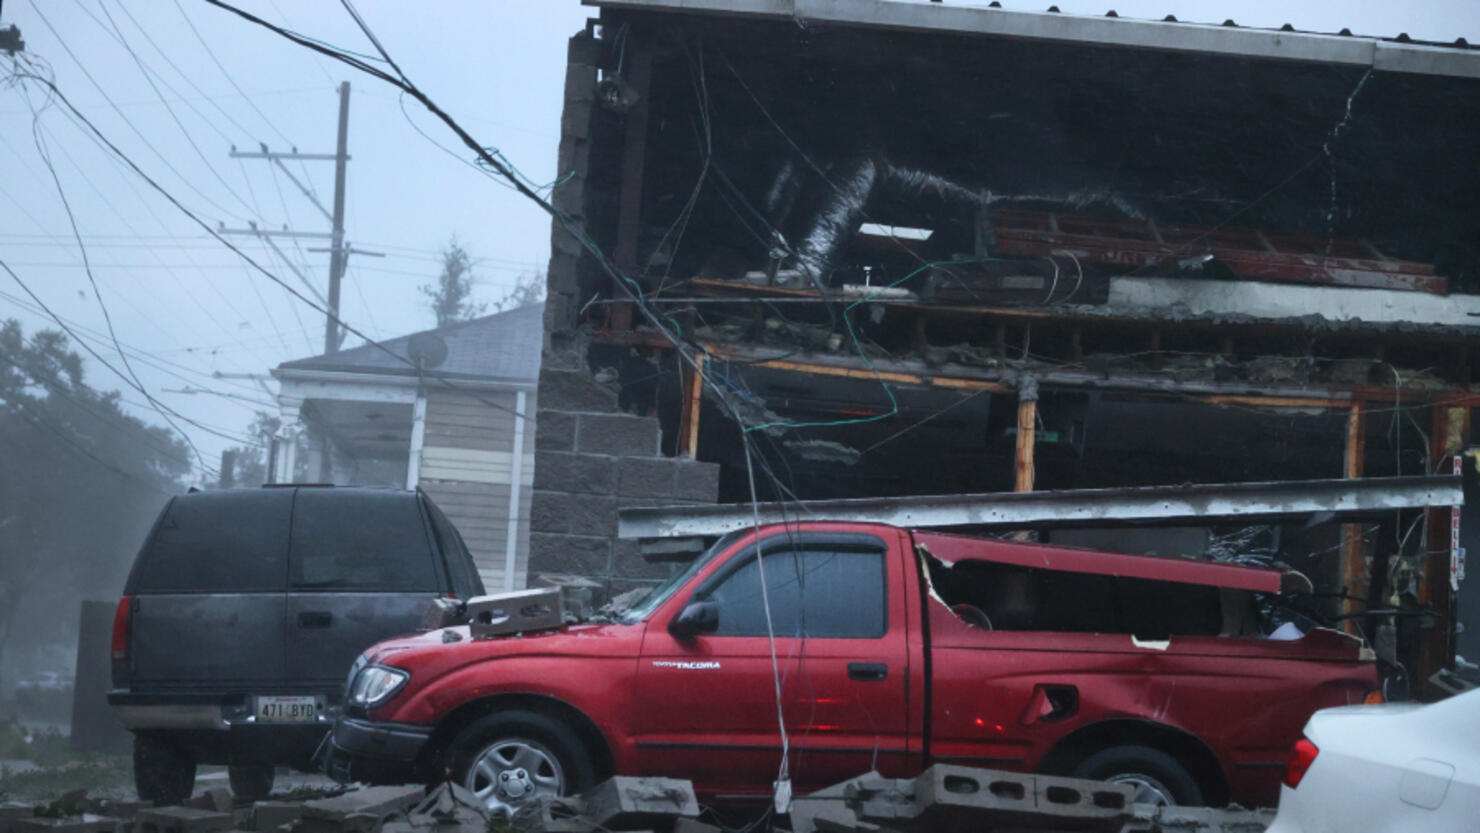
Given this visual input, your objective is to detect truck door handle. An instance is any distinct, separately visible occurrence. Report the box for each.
[297,611,333,629]
[848,662,888,682]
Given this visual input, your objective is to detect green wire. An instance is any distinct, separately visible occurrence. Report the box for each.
[744,258,981,433]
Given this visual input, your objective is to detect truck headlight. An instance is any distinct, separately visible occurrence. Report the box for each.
[349,665,409,708]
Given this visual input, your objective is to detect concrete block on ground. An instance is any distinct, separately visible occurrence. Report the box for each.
[15,818,118,833]
[181,791,231,815]
[247,804,303,833]
[0,804,34,833]
[87,804,147,822]
[1152,805,1275,833]
[136,807,234,833]
[1032,771,1133,826]
[510,797,593,833]
[575,414,660,456]
[582,777,699,829]
[296,787,425,833]
[909,764,1035,828]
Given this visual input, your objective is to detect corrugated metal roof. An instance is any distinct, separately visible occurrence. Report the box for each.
[276,302,543,382]
[586,0,1480,78]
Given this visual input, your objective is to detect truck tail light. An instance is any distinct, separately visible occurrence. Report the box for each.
[111,596,131,661]
[1283,737,1319,789]
[1363,689,1385,705]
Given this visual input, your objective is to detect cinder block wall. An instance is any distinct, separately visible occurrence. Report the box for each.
[530,32,720,597]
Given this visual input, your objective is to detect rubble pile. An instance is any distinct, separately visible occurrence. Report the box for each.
[0,767,1275,833]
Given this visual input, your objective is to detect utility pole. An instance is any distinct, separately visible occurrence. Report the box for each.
[226,81,379,355]
[325,81,351,354]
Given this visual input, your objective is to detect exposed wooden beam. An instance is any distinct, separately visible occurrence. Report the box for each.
[678,353,705,458]
[1015,393,1037,493]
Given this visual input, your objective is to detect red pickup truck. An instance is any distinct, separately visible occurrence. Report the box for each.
[328,522,1378,813]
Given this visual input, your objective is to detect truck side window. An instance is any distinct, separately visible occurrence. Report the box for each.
[290,491,438,591]
[704,549,886,638]
[133,491,291,593]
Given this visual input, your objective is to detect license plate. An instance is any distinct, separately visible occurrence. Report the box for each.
[255,695,320,723]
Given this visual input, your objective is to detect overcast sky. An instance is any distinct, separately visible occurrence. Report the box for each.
[1,0,1477,481]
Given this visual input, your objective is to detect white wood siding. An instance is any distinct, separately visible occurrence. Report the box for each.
[415,389,536,590]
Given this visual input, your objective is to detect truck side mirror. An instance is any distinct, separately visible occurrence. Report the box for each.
[669,600,720,640]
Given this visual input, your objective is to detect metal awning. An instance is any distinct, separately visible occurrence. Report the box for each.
[617,474,1462,539]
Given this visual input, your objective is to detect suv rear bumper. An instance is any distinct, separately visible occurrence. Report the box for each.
[109,691,335,768]
[325,716,432,784]
[109,691,334,730]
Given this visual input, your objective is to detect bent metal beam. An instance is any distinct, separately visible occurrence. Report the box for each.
[617,474,1463,539]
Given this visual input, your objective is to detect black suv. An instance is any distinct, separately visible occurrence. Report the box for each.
[108,486,484,804]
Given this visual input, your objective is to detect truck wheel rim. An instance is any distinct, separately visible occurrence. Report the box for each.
[466,738,564,815]
[1107,773,1175,806]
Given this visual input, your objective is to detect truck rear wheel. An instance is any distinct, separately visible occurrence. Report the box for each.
[1072,745,1203,806]
[228,763,276,800]
[446,710,594,817]
[134,732,197,806]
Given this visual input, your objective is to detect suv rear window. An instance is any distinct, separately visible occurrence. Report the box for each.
[132,490,291,593]
[290,490,438,591]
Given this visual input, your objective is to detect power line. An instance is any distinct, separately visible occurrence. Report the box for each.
[7,62,532,422]
[1,256,252,451]
[0,287,275,399]
[3,396,181,496]
[0,347,211,475]
[21,72,214,469]
[171,0,299,148]
[27,1,251,224]
[3,78,284,369]
[89,1,263,220]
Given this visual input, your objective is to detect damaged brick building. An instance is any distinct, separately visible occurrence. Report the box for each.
[530,0,1480,690]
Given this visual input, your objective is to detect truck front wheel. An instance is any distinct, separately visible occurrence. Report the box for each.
[1071,745,1203,806]
[133,732,197,806]
[445,710,595,816]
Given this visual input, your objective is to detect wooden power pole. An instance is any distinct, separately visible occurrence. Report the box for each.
[224,82,380,355]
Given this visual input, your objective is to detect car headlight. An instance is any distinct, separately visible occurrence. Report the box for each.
[348,665,409,708]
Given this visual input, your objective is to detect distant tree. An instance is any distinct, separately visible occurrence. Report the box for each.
[218,410,307,488]
[421,238,486,327]
[492,270,547,313]
[0,320,190,689]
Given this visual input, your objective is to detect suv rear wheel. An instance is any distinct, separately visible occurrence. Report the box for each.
[445,710,595,817]
[228,763,276,800]
[1072,745,1203,806]
[134,733,197,806]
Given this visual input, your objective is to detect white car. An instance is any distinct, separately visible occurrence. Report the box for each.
[1268,687,1479,832]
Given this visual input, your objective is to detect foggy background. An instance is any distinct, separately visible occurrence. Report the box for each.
[0,0,1476,716]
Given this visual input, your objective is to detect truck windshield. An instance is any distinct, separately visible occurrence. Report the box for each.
[618,530,744,624]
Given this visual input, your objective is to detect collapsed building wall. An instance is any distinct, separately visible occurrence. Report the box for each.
[533,3,1480,686]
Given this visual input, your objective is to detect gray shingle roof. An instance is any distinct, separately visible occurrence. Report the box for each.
[276,303,543,382]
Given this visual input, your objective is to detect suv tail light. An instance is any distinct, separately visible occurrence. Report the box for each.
[111,596,131,661]
[1283,737,1319,789]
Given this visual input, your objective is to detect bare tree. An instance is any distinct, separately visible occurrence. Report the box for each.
[492,270,547,312]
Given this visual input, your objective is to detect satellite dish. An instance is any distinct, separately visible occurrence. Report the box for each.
[407,332,449,370]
